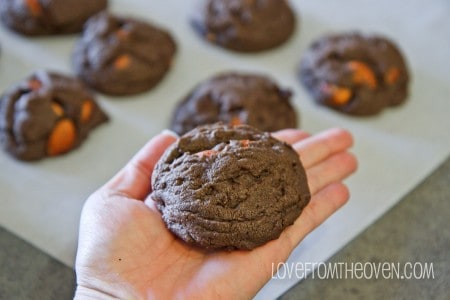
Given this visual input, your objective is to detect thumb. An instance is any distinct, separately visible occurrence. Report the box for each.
[102,130,178,200]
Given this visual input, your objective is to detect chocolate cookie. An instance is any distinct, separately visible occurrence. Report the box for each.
[170,72,297,135]
[151,123,310,250]
[73,12,176,96]
[0,71,108,161]
[299,32,409,115]
[192,0,296,52]
[0,0,107,36]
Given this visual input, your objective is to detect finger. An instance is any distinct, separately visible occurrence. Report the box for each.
[272,129,311,145]
[293,128,353,169]
[103,130,178,200]
[282,182,350,250]
[307,151,357,195]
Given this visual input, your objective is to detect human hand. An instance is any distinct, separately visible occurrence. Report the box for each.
[74,128,357,299]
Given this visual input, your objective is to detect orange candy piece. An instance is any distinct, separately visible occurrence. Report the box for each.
[80,100,93,123]
[114,55,131,70]
[26,0,43,16]
[240,140,250,148]
[322,84,352,106]
[51,103,64,117]
[47,119,76,156]
[230,116,242,126]
[347,61,377,89]
[385,67,400,84]
[330,87,352,105]
[195,150,216,158]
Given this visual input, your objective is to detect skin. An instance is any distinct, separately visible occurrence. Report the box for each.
[74,128,357,299]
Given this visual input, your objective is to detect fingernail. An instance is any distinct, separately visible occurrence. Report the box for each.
[161,129,179,138]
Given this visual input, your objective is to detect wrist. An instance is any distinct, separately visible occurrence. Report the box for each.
[75,284,140,300]
[74,285,117,300]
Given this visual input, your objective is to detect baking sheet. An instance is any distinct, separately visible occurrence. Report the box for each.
[0,0,449,298]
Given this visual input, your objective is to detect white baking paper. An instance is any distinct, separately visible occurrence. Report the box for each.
[0,0,449,298]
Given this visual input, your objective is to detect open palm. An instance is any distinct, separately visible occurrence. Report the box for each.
[75,128,357,299]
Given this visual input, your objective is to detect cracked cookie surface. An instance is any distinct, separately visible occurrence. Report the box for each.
[0,71,108,161]
[151,123,310,250]
[170,72,297,135]
[299,32,409,115]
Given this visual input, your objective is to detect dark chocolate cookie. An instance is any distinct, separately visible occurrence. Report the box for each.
[151,123,310,250]
[299,32,409,115]
[0,71,108,161]
[0,0,107,36]
[73,12,177,96]
[170,72,297,135]
[192,0,296,52]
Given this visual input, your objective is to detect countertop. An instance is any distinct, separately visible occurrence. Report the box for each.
[1,156,448,300]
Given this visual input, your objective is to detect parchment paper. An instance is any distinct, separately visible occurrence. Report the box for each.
[0,0,449,298]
